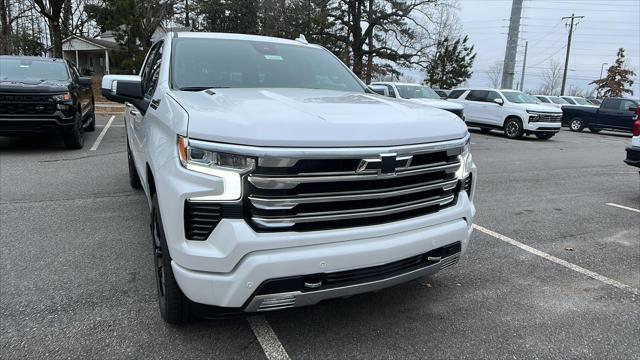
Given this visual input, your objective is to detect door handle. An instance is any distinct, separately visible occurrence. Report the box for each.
[129,109,139,116]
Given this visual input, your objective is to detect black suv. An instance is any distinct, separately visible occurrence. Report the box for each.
[0,56,95,149]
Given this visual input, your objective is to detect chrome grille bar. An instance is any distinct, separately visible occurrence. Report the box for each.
[251,194,455,228]
[249,162,460,190]
[249,178,458,210]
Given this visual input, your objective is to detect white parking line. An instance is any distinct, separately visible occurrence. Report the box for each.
[473,224,639,296]
[248,315,291,360]
[90,115,115,151]
[606,203,640,214]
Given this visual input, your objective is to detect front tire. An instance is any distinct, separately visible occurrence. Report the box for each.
[86,103,96,132]
[63,112,85,149]
[535,133,554,140]
[151,194,191,324]
[503,118,525,139]
[569,118,585,132]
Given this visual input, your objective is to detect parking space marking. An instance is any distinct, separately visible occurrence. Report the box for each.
[473,224,639,296]
[248,315,291,360]
[606,203,640,214]
[90,115,115,151]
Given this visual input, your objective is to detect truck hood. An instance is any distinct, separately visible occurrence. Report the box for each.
[0,79,70,93]
[520,103,563,113]
[170,88,468,147]
[407,98,464,111]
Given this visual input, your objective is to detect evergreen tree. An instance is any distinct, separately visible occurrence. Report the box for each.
[424,36,476,89]
[590,48,636,97]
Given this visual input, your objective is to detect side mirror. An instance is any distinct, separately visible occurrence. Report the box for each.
[628,106,638,113]
[78,77,92,86]
[493,98,504,105]
[368,85,389,97]
[101,75,143,103]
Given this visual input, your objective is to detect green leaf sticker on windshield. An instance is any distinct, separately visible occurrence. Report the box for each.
[264,55,283,61]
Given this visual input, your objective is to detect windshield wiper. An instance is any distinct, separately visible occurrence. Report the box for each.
[178,86,230,91]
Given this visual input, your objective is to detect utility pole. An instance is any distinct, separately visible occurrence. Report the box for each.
[560,14,584,95]
[500,0,524,89]
[519,41,528,91]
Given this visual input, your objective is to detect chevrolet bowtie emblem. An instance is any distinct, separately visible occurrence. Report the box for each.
[356,153,412,174]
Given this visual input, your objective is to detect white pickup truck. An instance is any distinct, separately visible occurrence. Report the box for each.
[101,32,476,323]
[449,88,562,140]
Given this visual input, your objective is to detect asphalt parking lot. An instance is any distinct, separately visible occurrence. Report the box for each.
[1,114,638,359]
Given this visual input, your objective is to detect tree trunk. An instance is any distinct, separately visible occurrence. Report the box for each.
[0,0,11,54]
[50,19,63,58]
[184,0,190,27]
[365,0,373,84]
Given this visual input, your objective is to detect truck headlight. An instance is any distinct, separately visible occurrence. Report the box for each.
[52,92,72,102]
[526,110,540,122]
[177,136,255,201]
[456,140,472,180]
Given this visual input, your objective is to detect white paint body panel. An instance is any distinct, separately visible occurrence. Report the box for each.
[124,32,477,308]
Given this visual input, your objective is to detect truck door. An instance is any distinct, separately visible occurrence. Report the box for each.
[615,99,639,130]
[597,99,620,128]
[464,90,490,124]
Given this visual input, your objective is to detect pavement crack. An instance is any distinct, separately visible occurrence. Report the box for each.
[0,192,144,205]
[38,150,124,163]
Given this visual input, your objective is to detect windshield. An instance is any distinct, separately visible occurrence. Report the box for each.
[572,97,591,105]
[171,38,364,92]
[549,96,569,104]
[0,58,69,81]
[395,85,440,99]
[502,91,539,104]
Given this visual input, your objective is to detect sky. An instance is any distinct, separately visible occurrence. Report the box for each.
[455,0,640,95]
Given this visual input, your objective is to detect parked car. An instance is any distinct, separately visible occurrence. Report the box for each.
[449,88,562,140]
[0,56,95,148]
[370,82,465,119]
[562,98,639,133]
[533,95,570,109]
[433,88,450,99]
[624,108,640,169]
[561,96,598,107]
[586,98,602,106]
[101,32,477,323]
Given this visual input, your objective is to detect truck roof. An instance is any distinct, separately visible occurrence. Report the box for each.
[171,32,317,48]
[0,55,65,62]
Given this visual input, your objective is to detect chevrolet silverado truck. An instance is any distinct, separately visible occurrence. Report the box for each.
[101,32,476,324]
[562,97,639,133]
[0,56,95,149]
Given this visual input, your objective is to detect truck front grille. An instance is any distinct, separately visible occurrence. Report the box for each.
[532,113,561,123]
[0,93,56,115]
[245,145,464,231]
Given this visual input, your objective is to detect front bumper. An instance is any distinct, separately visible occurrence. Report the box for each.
[624,146,640,168]
[525,121,561,134]
[0,112,76,135]
[155,151,477,309]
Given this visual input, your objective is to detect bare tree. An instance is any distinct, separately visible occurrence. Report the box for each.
[486,61,502,88]
[566,85,586,97]
[31,0,65,57]
[538,59,563,95]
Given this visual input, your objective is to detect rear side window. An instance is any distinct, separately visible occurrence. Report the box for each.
[466,90,488,102]
[448,89,466,99]
[384,85,396,97]
[601,99,619,110]
[561,97,576,105]
[620,100,637,111]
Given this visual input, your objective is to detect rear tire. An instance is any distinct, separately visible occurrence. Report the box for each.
[535,133,554,140]
[63,112,85,149]
[503,118,524,139]
[569,117,585,132]
[151,194,191,324]
[127,140,142,189]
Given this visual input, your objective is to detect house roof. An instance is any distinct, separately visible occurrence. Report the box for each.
[48,35,122,51]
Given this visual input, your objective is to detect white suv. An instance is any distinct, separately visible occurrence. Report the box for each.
[449,88,562,140]
[100,32,476,323]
